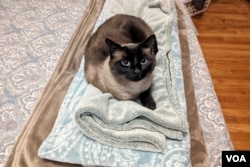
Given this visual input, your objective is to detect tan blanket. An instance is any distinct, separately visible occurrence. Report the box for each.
[4,0,209,166]
[176,0,209,166]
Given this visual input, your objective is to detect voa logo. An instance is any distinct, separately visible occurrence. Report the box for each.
[226,155,247,163]
[222,151,250,167]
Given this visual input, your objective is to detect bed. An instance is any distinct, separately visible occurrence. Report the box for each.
[0,0,233,166]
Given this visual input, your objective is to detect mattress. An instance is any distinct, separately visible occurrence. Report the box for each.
[0,0,233,166]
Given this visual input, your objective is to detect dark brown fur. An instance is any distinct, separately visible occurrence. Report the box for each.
[84,14,158,109]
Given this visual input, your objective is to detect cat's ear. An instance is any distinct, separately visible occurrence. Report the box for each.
[142,34,158,55]
[105,38,121,55]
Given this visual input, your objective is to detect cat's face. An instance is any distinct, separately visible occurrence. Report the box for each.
[106,35,158,82]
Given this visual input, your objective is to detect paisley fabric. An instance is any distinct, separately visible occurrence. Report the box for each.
[178,2,234,166]
[0,0,88,166]
[187,26,234,167]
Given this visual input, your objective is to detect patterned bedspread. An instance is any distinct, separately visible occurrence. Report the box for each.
[0,0,88,165]
[0,0,233,166]
[180,5,234,165]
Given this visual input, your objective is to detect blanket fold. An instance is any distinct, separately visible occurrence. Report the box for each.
[73,0,188,153]
[74,75,187,152]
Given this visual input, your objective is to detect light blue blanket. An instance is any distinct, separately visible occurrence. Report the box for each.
[38,0,191,166]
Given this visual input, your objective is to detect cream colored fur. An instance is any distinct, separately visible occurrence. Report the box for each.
[85,57,152,100]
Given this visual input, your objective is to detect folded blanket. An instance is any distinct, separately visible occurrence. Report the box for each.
[74,72,187,152]
[74,0,188,153]
[38,0,191,166]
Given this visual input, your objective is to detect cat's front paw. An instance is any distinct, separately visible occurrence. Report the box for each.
[140,89,156,110]
[143,99,156,110]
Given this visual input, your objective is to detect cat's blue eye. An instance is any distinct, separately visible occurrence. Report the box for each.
[140,58,147,64]
[121,59,130,67]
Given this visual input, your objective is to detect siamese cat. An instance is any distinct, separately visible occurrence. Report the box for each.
[84,14,158,109]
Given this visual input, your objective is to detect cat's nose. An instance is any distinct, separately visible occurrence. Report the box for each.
[134,68,141,75]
